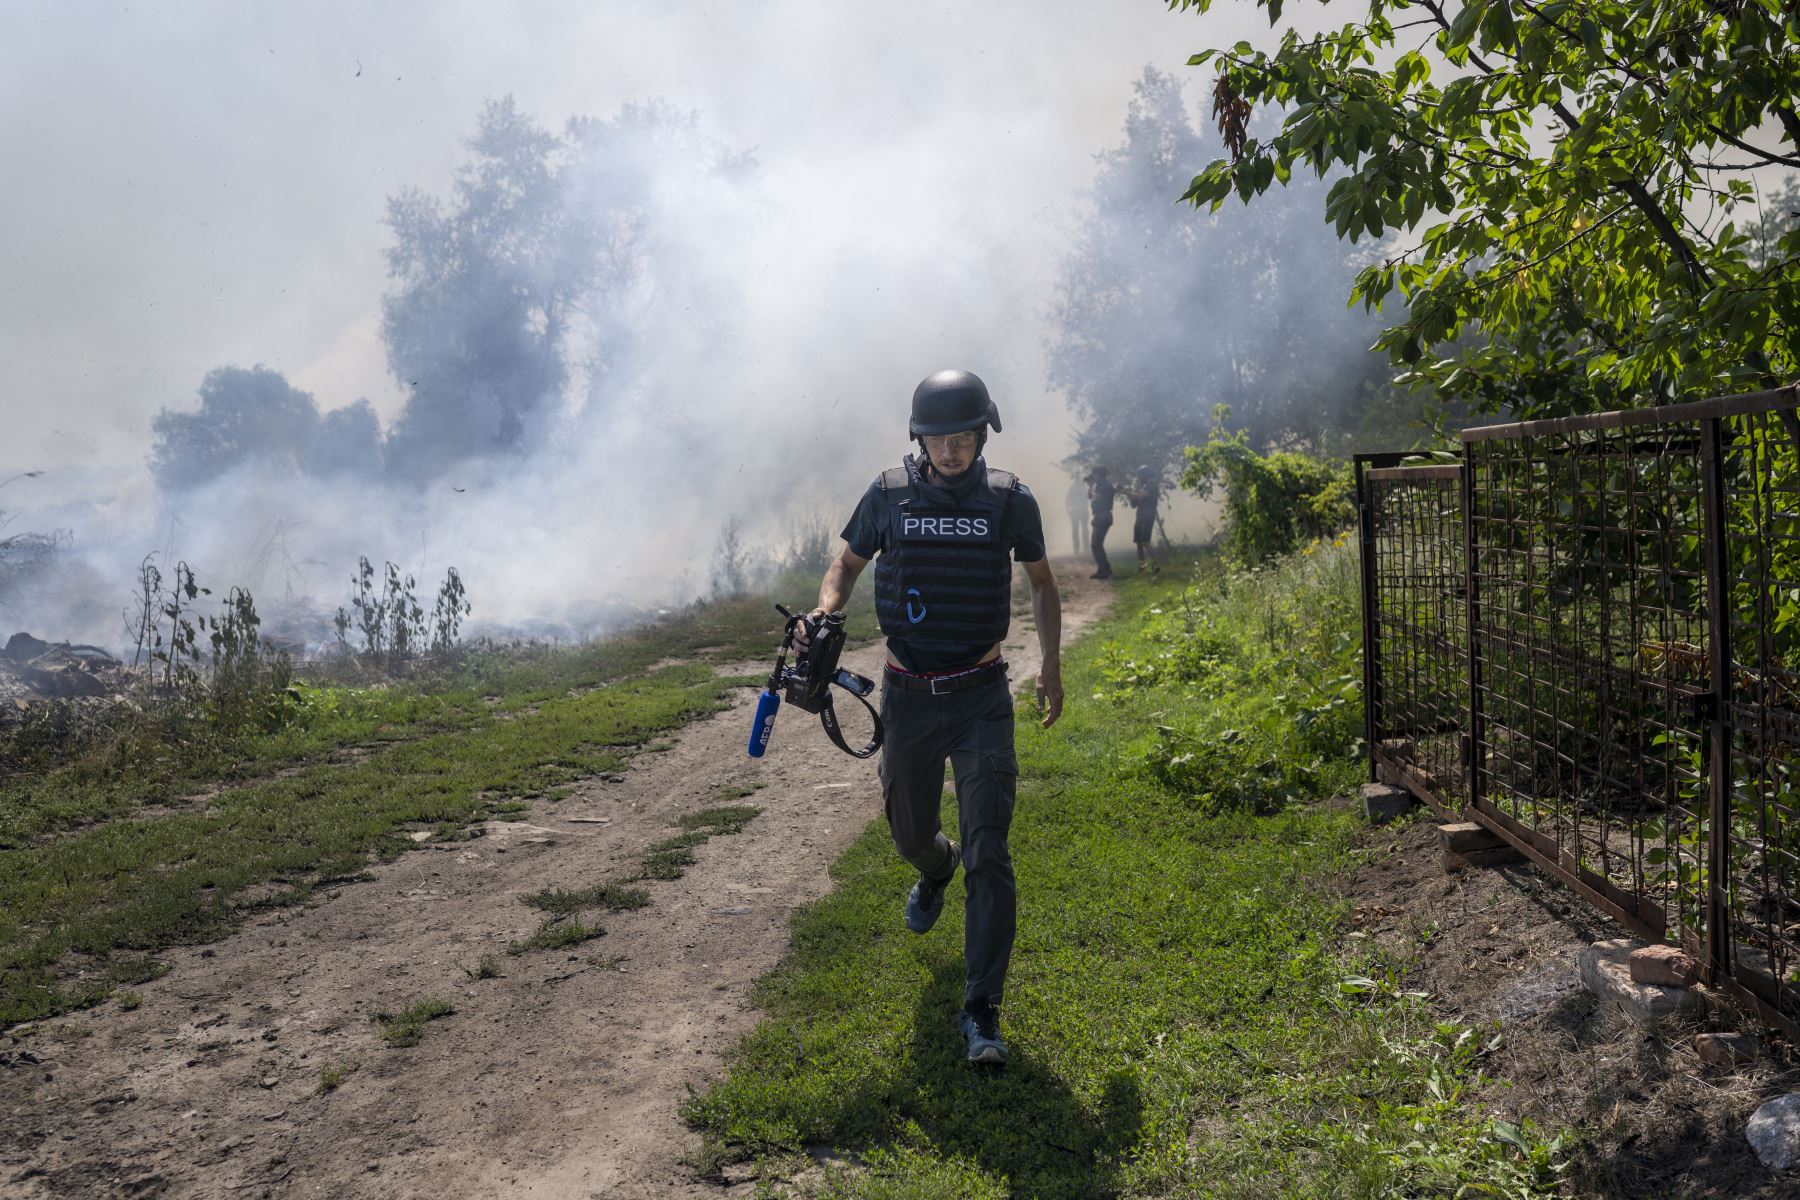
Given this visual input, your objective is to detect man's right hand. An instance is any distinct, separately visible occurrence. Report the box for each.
[791,607,829,650]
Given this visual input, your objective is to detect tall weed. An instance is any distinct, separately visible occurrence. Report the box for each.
[333,555,470,669]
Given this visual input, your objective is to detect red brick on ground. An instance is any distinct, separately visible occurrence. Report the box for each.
[1630,943,1699,987]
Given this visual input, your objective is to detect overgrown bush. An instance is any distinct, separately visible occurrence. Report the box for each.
[1181,406,1353,565]
[1093,533,1362,813]
[0,516,65,616]
[208,586,298,733]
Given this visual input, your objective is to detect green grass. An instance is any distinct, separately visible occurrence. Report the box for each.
[520,883,652,916]
[506,918,606,957]
[640,843,700,881]
[0,572,850,1028]
[0,573,870,849]
[0,663,730,1025]
[463,954,502,980]
[677,804,763,834]
[317,1060,360,1092]
[634,806,763,882]
[687,544,1569,1199]
[373,997,453,1048]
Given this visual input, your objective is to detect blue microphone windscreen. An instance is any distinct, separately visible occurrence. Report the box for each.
[747,689,781,757]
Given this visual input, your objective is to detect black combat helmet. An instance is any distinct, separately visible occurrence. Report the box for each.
[909,370,1003,438]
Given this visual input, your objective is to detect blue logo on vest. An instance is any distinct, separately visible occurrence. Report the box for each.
[905,588,927,624]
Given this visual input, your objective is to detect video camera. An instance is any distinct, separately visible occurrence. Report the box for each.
[746,604,884,760]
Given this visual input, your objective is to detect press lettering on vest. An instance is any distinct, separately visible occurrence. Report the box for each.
[900,515,992,539]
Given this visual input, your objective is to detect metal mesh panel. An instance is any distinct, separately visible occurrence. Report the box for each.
[1360,387,1800,1033]
[1718,408,1800,1026]
[1366,466,1465,811]
[1464,423,1709,943]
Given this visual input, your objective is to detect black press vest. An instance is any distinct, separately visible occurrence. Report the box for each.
[873,459,1019,646]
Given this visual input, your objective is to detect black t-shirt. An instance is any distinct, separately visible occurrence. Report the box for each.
[841,466,1047,672]
[1089,478,1117,522]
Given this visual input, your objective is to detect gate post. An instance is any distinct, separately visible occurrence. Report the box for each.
[1356,457,1382,785]
[1462,453,1481,816]
[1699,416,1733,978]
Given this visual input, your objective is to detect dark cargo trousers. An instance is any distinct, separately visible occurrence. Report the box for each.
[1090,514,1114,577]
[878,671,1018,1008]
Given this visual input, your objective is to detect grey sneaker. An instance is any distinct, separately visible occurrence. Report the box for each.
[956,1001,1007,1064]
[903,844,958,934]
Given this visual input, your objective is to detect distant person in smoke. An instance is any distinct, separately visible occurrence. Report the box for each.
[1085,466,1117,579]
[1064,477,1089,557]
[1127,464,1161,574]
[793,369,1063,1065]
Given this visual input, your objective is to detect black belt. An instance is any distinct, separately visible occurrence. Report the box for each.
[884,659,1007,695]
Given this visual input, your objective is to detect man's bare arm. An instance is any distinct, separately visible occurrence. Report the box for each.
[1022,556,1063,728]
[795,544,869,649]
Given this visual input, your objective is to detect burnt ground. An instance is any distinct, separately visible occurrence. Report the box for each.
[0,563,1115,1200]
[1342,814,1800,1199]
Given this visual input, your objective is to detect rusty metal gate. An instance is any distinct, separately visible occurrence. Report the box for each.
[1359,384,1800,1038]
[1359,460,1466,817]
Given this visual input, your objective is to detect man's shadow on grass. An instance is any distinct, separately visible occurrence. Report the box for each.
[836,957,1144,1199]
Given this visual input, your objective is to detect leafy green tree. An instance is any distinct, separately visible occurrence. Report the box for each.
[1048,67,1399,475]
[1173,0,1800,418]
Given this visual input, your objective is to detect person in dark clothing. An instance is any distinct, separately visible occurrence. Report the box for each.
[795,369,1063,1065]
[1085,466,1117,579]
[1127,464,1161,574]
[1065,478,1089,557]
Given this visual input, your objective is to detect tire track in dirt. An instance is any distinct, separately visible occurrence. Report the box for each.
[0,562,1117,1200]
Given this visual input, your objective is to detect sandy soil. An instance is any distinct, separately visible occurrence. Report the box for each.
[0,560,1120,1200]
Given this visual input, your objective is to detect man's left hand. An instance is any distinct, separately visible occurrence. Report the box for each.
[1035,671,1064,728]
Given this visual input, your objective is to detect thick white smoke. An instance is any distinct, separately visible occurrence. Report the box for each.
[0,5,1342,652]
[3,96,1091,650]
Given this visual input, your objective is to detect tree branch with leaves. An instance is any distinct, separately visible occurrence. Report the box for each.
[1171,0,1800,419]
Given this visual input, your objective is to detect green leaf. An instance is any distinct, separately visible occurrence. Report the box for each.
[1448,0,1487,46]
[1481,0,1518,51]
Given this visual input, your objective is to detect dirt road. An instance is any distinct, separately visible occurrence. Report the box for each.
[0,562,1117,1200]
